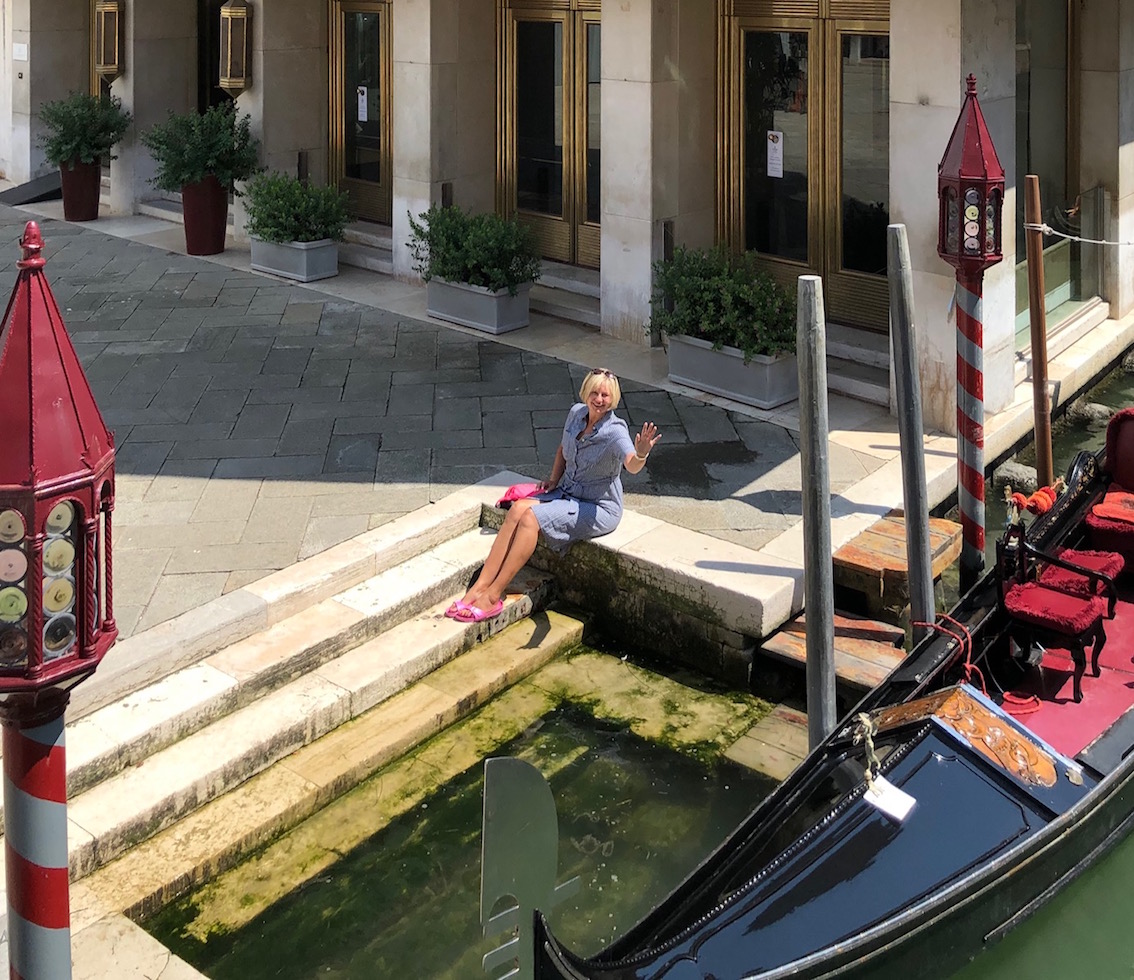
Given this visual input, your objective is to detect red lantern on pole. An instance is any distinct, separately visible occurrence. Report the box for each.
[0,221,118,979]
[938,74,1005,592]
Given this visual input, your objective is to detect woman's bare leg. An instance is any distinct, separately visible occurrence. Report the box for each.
[460,499,538,606]
[474,507,541,607]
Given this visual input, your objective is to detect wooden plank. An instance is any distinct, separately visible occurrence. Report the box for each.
[760,611,907,692]
[833,514,963,612]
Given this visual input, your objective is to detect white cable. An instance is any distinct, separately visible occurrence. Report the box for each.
[1022,221,1134,247]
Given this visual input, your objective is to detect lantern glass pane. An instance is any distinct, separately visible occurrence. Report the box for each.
[945,187,959,254]
[42,501,78,661]
[0,508,29,668]
[986,189,1000,251]
[229,20,246,78]
[96,7,118,71]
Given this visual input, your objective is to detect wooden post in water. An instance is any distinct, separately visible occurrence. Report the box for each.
[888,225,935,644]
[797,275,836,749]
[1025,174,1055,489]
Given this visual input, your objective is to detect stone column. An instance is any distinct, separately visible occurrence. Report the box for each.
[108,0,195,214]
[599,0,714,344]
[4,0,88,184]
[390,0,495,278]
[1080,0,1134,318]
[231,0,329,240]
[889,0,1016,434]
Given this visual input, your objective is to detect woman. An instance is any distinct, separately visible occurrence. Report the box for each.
[447,367,661,623]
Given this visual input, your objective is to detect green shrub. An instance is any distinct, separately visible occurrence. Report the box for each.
[651,245,797,361]
[140,102,259,192]
[408,205,541,295]
[39,92,132,167]
[244,172,350,244]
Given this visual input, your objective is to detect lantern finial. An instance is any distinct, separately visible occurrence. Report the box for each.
[18,222,44,270]
[966,73,977,96]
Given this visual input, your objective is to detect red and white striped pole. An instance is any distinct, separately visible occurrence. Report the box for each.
[955,270,985,592]
[1,692,72,980]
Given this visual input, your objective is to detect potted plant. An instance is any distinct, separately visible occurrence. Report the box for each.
[651,245,799,409]
[244,171,350,282]
[38,92,132,222]
[408,205,542,334]
[140,102,260,256]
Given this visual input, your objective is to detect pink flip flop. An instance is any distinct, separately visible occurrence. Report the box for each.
[444,601,471,620]
[453,599,504,623]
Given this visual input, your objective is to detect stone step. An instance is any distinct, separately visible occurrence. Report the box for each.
[69,476,510,722]
[530,282,601,328]
[63,527,498,799]
[74,606,588,922]
[60,554,555,882]
[826,353,890,407]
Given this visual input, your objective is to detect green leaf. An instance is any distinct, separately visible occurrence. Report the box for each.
[38,92,132,166]
[407,206,541,295]
[244,172,350,243]
[140,103,260,193]
[650,245,797,361]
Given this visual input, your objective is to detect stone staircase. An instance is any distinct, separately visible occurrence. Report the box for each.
[0,476,590,967]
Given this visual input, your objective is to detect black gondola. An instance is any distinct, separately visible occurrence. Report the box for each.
[532,408,1134,979]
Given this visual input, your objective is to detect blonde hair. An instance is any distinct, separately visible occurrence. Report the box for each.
[579,368,621,410]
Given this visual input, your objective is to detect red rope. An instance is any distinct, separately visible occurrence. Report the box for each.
[912,615,987,696]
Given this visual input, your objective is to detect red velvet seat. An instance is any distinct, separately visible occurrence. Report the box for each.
[1038,548,1124,616]
[1086,407,1134,558]
[998,526,1109,703]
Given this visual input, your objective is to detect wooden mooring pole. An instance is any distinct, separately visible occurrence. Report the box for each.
[1025,174,1055,489]
[887,224,935,643]
[797,275,836,749]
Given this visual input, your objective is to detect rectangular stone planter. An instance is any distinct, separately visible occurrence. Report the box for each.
[426,278,531,334]
[666,333,799,409]
[250,237,339,282]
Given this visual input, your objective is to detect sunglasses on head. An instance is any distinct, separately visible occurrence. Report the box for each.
[589,368,615,379]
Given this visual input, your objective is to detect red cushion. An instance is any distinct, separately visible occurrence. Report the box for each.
[1039,548,1125,593]
[1004,582,1106,635]
[1092,488,1134,525]
[1085,508,1134,552]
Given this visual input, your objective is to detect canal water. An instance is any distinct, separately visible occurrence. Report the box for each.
[145,655,776,978]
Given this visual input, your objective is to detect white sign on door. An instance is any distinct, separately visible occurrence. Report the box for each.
[357,86,369,123]
[767,131,784,179]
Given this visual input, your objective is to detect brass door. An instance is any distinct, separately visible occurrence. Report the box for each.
[330,0,392,224]
[722,5,890,330]
[500,1,601,268]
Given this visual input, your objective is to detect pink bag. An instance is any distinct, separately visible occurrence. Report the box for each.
[496,483,544,507]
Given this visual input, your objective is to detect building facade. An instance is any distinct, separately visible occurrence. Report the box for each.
[1,0,1129,433]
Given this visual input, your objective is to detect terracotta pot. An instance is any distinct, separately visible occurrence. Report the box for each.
[59,159,101,222]
[180,175,229,255]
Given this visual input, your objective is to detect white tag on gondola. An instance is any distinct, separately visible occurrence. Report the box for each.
[864,775,917,823]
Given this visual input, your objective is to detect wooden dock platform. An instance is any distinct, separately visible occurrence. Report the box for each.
[759,611,907,692]
[833,511,963,615]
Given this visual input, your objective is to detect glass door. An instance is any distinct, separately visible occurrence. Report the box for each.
[726,11,890,331]
[330,0,392,224]
[823,24,890,329]
[501,2,600,268]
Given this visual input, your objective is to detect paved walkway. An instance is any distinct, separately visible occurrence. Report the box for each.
[5,200,1133,642]
[2,202,898,639]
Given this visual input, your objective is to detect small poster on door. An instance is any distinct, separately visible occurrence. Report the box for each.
[357,86,369,123]
[767,131,784,178]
